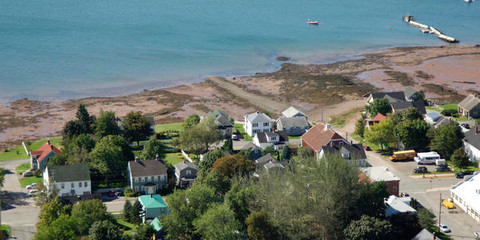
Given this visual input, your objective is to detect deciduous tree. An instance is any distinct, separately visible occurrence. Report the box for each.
[429,122,464,159]
[198,150,224,174]
[122,111,153,146]
[394,119,430,150]
[193,203,243,239]
[344,215,393,240]
[95,110,120,139]
[245,211,280,240]
[364,118,397,150]
[450,147,470,168]
[366,98,391,117]
[183,114,200,129]
[88,220,121,240]
[141,136,166,160]
[212,154,255,178]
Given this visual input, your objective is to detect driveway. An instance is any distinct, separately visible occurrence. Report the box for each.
[0,159,40,240]
[366,151,480,240]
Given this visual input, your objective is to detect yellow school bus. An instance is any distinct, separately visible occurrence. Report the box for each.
[390,150,416,162]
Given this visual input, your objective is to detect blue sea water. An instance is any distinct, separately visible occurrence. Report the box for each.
[1,0,479,102]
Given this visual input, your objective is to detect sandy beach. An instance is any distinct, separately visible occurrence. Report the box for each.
[1,44,480,150]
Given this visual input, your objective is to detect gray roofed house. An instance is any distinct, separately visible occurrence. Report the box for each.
[241,142,262,160]
[412,229,440,240]
[127,158,168,194]
[244,112,274,137]
[462,126,480,166]
[367,90,426,114]
[206,109,234,138]
[276,116,310,136]
[319,143,367,166]
[458,94,480,118]
[282,106,308,120]
[174,161,198,188]
[253,131,289,150]
[43,163,91,197]
[384,195,416,218]
[254,153,285,174]
[424,112,451,129]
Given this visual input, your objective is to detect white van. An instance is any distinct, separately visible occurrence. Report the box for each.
[414,151,441,165]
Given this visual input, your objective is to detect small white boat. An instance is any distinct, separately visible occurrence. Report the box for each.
[465,0,473,3]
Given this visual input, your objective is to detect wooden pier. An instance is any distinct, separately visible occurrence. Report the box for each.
[403,15,458,43]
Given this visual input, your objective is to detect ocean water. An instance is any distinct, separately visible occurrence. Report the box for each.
[1,0,479,102]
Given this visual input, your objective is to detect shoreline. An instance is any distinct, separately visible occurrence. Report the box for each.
[0,42,445,106]
[1,44,480,150]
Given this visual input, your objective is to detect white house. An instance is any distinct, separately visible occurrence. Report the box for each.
[244,112,273,137]
[463,125,480,167]
[451,172,480,222]
[384,195,416,218]
[282,106,308,121]
[252,131,289,150]
[43,163,91,197]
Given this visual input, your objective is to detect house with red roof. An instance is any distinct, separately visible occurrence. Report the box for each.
[30,140,62,170]
[301,123,349,159]
[367,113,388,127]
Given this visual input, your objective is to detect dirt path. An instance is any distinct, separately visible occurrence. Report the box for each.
[206,76,289,114]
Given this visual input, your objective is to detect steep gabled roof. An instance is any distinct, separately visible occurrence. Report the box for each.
[31,141,62,163]
[463,126,480,150]
[282,106,307,118]
[256,131,289,143]
[371,92,405,101]
[47,163,90,182]
[459,94,480,111]
[301,123,346,151]
[129,160,166,177]
[174,161,198,171]
[321,144,367,159]
[404,87,418,101]
[278,116,309,129]
[206,110,233,128]
[245,112,273,123]
[255,153,278,169]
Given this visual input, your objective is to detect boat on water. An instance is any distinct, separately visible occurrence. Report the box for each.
[308,19,319,25]
[465,0,473,3]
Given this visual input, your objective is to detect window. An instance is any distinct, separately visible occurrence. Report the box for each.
[393,186,398,192]
[71,183,74,188]
[252,123,258,127]
[135,186,139,192]
[270,137,276,141]
[263,122,269,127]
[85,182,88,187]
[145,177,148,182]
[153,176,156,181]
[135,178,139,183]
[141,177,145,182]
[186,170,191,176]
[79,182,82,188]
[61,183,64,189]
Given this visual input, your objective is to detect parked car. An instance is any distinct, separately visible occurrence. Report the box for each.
[115,191,124,196]
[461,123,471,129]
[456,171,474,179]
[28,189,39,196]
[108,190,115,198]
[232,134,239,140]
[439,224,451,233]
[474,232,480,238]
[435,165,450,172]
[442,198,455,209]
[363,145,371,151]
[413,167,428,173]
[23,171,33,177]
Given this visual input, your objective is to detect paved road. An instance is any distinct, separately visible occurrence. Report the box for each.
[366,151,480,240]
[0,159,40,240]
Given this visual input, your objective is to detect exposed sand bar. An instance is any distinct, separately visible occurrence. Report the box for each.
[1,45,480,149]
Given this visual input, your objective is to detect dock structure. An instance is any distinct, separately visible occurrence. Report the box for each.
[403,15,458,43]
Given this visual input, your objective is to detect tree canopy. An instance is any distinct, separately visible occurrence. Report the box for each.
[177,117,222,154]
[94,110,120,139]
[141,136,166,160]
[344,215,393,240]
[183,114,200,129]
[364,118,397,150]
[122,111,153,145]
[429,122,464,159]
[366,98,391,117]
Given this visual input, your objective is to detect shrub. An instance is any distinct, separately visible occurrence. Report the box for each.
[34,169,43,177]
[124,187,135,197]
[441,109,458,116]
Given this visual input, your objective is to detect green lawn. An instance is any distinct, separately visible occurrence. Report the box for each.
[453,165,480,173]
[19,176,43,188]
[289,135,302,140]
[115,217,137,234]
[440,103,458,111]
[15,163,31,175]
[234,123,252,141]
[0,136,63,161]
[425,106,442,112]
[155,123,183,133]
[427,226,453,240]
[165,152,185,165]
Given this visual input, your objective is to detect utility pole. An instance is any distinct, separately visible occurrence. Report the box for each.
[438,193,442,231]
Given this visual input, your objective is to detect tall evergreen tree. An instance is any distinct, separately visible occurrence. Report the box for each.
[76,104,94,134]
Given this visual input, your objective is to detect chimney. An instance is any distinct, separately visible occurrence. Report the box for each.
[155,154,159,161]
[135,157,139,162]
[150,194,152,198]
[325,124,331,130]
[47,139,50,145]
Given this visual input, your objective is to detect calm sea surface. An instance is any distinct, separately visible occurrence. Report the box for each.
[1,0,479,102]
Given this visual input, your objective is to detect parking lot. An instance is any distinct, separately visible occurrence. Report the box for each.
[366,151,480,240]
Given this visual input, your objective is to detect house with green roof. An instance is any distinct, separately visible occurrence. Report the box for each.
[138,194,169,222]
[43,163,91,197]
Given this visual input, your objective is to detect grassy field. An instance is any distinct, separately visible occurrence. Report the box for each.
[165,152,185,165]
[0,137,63,161]
[115,217,136,234]
[155,123,183,133]
[425,106,441,112]
[15,163,31,175]
[19,176,43,188]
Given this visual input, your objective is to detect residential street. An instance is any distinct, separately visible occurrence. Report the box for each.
[0,159,40,240]
[366,151,480,240]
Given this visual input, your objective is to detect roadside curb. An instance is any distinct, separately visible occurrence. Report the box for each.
[410,174,455,179]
